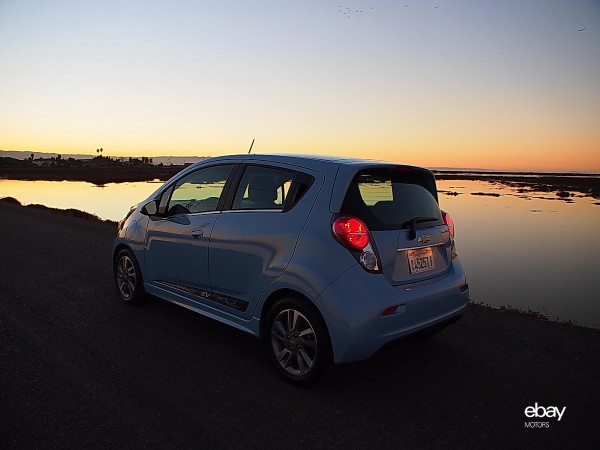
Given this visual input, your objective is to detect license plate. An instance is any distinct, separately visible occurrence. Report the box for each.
[407,247,435,274]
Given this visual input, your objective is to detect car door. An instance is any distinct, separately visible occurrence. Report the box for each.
[144,164,234,304]
[208,163,319,319]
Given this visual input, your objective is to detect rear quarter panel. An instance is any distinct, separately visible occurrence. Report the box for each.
[253,162,359,320]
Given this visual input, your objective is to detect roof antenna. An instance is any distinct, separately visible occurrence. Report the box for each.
[247,138,255,154]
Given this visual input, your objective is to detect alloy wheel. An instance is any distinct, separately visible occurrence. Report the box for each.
[270,308,318,376]
[116,254,137,301]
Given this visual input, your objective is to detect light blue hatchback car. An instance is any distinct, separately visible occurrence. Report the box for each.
[113,154,469,384]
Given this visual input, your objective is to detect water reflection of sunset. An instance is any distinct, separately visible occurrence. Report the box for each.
[0,180,158,221]
[437,179,600,328]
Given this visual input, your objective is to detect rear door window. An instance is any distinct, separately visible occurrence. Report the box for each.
[232,166,296,210]
[341,168,442,231]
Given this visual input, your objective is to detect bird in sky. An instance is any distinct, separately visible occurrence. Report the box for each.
[577,28,586,32]
[336,4,374,18]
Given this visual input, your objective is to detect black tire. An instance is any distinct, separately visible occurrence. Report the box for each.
[265,297,332,386]
[114,248,147,305]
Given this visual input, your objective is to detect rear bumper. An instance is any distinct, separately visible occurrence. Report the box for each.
[316,260,469,363]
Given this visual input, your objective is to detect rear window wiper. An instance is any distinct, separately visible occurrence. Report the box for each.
[401,216,439,240]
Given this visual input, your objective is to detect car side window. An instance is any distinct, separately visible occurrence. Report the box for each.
[165,165,233,215]
[232,166,295,210]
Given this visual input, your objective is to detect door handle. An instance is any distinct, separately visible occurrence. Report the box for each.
[191,230,204,239]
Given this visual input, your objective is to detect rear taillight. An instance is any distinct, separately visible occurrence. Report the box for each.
[333,217,369,250]
[442,210,458,259]
[333,216,380,272]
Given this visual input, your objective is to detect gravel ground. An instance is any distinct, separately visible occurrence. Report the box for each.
[1,201,598,449]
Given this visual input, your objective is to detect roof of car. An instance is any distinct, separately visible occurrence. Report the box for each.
[206,153,397,168]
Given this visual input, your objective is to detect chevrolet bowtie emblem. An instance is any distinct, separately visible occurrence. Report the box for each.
[418,235,431,244]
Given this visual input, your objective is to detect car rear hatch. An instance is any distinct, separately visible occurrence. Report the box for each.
[338,165,451,286]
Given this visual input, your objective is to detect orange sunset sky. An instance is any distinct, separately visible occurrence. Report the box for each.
[1,0,599,172]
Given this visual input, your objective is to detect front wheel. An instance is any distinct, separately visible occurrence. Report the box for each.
[266,298,332,385]
[114,248,147,304]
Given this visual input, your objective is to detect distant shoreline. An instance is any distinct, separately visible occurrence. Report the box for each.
[0,166,184,184]
[1,165,599,199]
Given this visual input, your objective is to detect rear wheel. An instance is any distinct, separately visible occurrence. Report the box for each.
[266,297,332,385]
[114,248,146,304]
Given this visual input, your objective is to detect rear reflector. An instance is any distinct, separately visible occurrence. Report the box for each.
[442,210,455,238]
[459,283,469,293]
[382,306,398,316]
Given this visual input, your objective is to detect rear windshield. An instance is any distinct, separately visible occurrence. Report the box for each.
[340,168,443,231]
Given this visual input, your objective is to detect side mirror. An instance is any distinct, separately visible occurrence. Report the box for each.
[141,200,158,216]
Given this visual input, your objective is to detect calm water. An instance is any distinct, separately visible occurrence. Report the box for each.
[2,178,599,328]
[0,179,162,221]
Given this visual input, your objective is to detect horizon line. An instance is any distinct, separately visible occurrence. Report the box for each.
[1,149,599,175]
